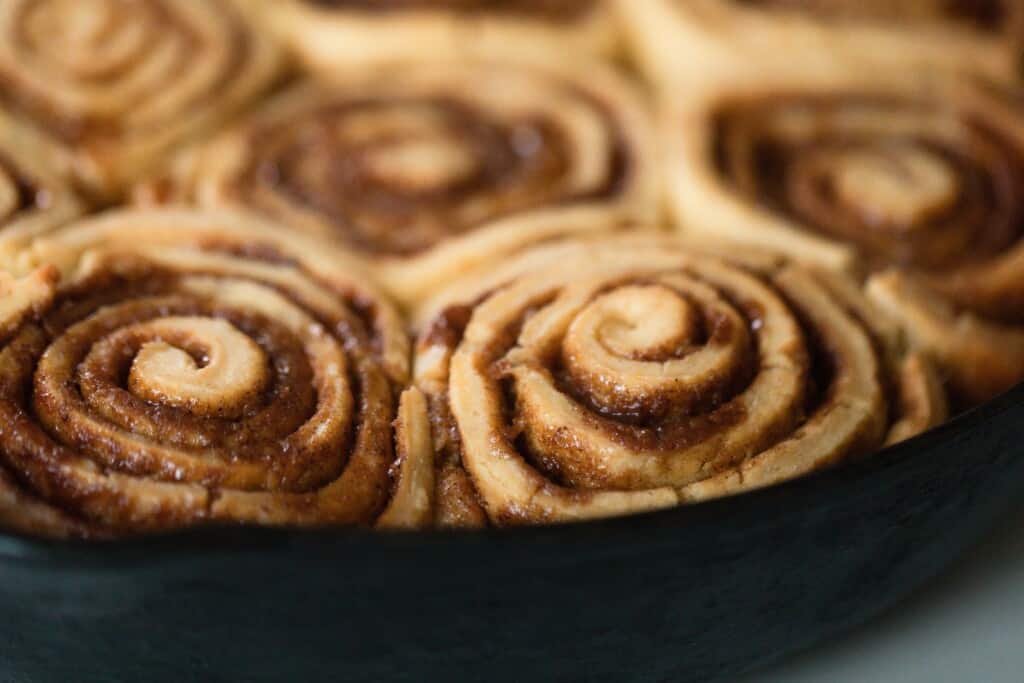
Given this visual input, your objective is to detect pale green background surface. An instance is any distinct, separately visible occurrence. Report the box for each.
[743,505,1024,682]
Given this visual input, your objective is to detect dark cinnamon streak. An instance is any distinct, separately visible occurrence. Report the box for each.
[423,304,474,349]
[0,153,42,223]
[735,0,1011,33]
[305,0,596,22]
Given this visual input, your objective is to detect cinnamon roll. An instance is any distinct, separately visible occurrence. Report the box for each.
[0,0,282,202]
[0,111,83,265]
[0,208,413,538]
[663,66,1024,404]
[259,1,618,71]
[403,236,946,527]
[617,0,1022,88]
[137,61,658,306]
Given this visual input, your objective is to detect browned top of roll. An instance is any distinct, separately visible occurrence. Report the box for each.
[711,83,1024,324]
[155,62,651,259]
[232,94,622,256]
[0,0,247,140]
[408,236,945,527]
[0,208,410,538]
[0,0,280,197]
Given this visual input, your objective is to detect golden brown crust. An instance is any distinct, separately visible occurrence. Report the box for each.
[0,266,58,344]
[0,468,96,540]
[136,61,659,307]
[0,208,415,537]
[400,236,946,526]
[376,387,435,529]
[663,65,1024,404]
[886,353,949,446]
[868,270,1024,406]
[260,0,619,71]
[617,0,1021,89]
[0,0,282,202]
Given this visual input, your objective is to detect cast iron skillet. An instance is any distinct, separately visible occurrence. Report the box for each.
[1,385,1022,683]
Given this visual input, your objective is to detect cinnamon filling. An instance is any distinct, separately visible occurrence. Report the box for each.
[234,94,630,256]
[734,0,1012,33]
[304,0,597,22]
[713,94,1024,321]
[0,245,398,534]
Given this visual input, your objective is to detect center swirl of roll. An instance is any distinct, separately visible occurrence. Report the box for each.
[124,317,269,419]
[558,282,753,420]
[362,134,480,192]
[799,144,958,229]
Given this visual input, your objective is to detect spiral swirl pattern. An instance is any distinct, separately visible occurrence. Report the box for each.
[406,237,946,526]
[668,71,1024,403]
[143,62,656,304]
[713,91,1024,300]
[0,209,412,537]
[0,0,280,199]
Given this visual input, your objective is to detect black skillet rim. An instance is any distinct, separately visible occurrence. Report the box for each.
[0,379,1020,566]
